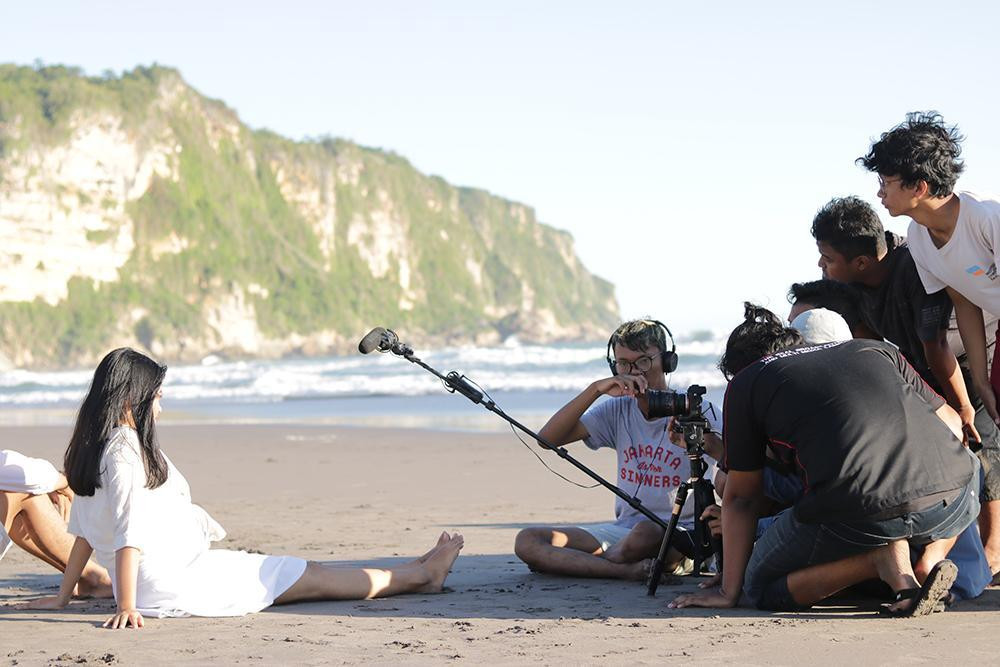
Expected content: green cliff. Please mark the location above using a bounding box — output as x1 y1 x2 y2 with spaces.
0 64 618 369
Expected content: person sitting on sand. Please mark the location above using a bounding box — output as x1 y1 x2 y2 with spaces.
22 348 463 629
1 449 112 598
514 319 722 581
671 304 980 616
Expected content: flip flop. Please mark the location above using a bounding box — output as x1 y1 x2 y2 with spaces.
879 559 958 618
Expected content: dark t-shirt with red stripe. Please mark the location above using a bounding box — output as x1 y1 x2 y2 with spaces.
723 339 974 523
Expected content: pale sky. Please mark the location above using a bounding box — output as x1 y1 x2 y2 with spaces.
4 1 1000 334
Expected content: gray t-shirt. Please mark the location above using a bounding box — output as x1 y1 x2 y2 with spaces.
580 396 721 528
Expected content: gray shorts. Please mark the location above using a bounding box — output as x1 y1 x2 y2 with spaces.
974 405 1000 502
0 525 11 562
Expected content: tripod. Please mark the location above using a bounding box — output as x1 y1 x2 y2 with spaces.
645 415 723 596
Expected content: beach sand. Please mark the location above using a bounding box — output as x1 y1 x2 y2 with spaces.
3 422 1000 665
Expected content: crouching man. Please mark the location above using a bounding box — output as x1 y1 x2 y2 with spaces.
672 304 979 616
514 319 722 581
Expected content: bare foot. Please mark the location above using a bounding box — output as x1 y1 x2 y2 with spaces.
984 546 1000 580
415 533 464 593
75 573 114 599
868 542 920 614
626 559 651 581
410 532 451 565
630 558 680 584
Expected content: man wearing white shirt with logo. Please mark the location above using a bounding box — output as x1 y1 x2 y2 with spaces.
860 111 1000 578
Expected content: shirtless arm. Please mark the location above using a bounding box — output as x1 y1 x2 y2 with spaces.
923 333 980 443
18 536 93 609
947 287 999 424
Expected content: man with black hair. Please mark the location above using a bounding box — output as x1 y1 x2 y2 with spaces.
809 195 996 593
514 319 722 580
671 304 979 615
786 279 879 339
860 112 1000 575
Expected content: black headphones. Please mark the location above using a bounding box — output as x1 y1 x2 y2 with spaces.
606 319 678 376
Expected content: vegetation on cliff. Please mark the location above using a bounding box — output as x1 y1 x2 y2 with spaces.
0 64 618 367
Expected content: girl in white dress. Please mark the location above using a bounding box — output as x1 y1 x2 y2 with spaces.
25 348 463 629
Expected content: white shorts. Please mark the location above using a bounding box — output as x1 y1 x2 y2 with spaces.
577 522 633 552
578 520 697 562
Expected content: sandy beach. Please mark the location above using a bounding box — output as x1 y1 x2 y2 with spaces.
3 422 1000 665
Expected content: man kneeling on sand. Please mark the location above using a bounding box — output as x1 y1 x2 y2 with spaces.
671 304 979 616
514 319 722 581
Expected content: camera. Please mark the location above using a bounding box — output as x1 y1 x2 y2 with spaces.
646 384 706 420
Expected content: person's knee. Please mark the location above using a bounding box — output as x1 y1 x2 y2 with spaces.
514 528 547 564
0 491 30 527
754 576 807 611
616 522 664 560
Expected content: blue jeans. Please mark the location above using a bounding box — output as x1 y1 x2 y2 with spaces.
743 472 981 611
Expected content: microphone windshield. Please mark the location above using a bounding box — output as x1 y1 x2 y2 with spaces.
358 327 388 354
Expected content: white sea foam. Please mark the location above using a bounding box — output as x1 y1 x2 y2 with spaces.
0 338 729 407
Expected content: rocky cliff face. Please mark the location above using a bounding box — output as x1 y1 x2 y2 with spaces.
0 65 618 369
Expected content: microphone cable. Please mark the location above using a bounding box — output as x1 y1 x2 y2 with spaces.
452 376 599 490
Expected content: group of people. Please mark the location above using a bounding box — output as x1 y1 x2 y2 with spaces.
2 111 998 626
513 111 1000 617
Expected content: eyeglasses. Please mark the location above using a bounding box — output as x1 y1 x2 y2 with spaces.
613 352 662 374
877 176 902 192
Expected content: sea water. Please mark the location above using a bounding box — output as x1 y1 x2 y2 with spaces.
0 336 729 431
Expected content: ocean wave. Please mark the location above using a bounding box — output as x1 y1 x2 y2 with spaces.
0 340 728 407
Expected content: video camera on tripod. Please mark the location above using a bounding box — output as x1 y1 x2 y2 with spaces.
641 384 723 596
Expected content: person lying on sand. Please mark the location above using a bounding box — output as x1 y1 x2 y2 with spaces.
20 348 463 629
514 319 722 581
1 449 112 598
671 304 979 617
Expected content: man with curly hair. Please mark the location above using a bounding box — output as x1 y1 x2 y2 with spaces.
859 112 1000 577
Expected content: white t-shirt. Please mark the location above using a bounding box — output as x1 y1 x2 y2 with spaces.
908 191 1000 316
580 395 722 528
0 449 63 494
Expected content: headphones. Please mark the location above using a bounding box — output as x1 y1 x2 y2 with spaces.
606 319 678 376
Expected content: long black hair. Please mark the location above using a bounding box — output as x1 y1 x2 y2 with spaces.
719 303 804 380
65 348 168 496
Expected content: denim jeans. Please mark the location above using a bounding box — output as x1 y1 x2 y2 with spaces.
743 469 981 611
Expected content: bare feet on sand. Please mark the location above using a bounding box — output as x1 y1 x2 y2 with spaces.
414 533 464 593
413 531 451 564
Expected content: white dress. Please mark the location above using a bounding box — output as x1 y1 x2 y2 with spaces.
68 427 306 617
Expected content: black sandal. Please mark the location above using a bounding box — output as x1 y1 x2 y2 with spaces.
879 560 958 618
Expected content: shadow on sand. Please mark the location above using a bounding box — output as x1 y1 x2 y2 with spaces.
5 554 997 623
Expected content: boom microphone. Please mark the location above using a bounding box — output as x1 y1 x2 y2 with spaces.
358 327 412 356
358 327 396 354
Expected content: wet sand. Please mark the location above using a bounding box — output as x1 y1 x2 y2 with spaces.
2 423 1000 665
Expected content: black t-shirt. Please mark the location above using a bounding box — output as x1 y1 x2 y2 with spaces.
723 339 974 524
855 232 953 390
